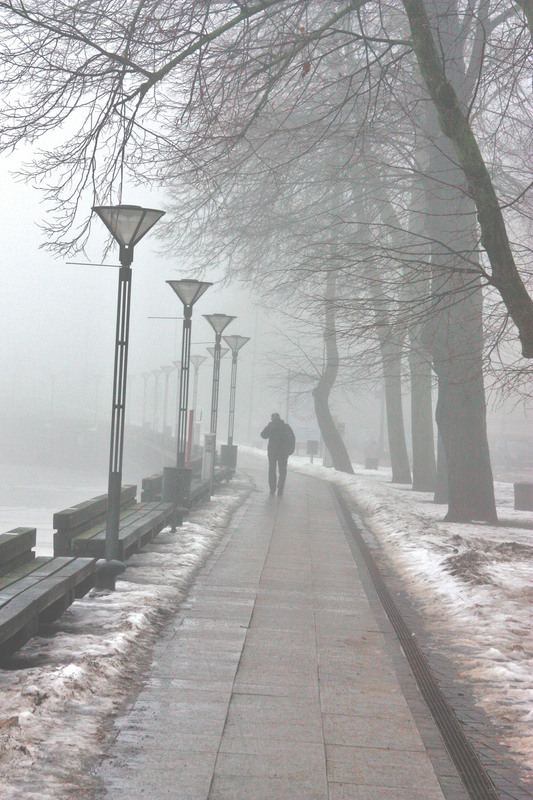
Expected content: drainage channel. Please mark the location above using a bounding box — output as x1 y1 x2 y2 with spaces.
332 483 500 800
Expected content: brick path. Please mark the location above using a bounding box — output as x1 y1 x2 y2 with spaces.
94 456 468 799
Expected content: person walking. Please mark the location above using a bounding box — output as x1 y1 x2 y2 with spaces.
260 412 295 496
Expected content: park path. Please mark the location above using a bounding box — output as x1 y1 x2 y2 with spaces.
94 455 466 800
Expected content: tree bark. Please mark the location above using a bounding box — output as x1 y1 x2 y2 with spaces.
402 0 533 358
516 0 533 39
378 333 412 484
434 432 449 504
409 342 436 491
313 272 354 474
415 2 498 522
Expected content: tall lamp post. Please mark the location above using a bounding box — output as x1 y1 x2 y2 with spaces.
207 346 229 360
190 354 207 420
163 280 212 508
221 335 250 469
160 364 174 464
161 365 174 435
92 203 164 589
172 360 181 438
141 372 150 428
203 314 235 482
152 369 162 432
190 354 207 459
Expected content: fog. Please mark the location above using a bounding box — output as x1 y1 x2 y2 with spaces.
0 157 318 493
0 153 531 518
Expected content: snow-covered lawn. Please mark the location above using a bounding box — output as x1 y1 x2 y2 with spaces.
0 478 253 800
271 449 532 779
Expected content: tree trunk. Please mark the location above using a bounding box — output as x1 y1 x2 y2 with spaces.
379 336 412 484
415 5 497 522
435 366 496 522
409 342 436 491
313 389 353 473
434 432 449 504
516 0 533 39
402 0 533 357
313 272 354 474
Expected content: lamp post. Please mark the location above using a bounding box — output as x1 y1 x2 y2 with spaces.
92 203 164 589
152 369 162 432
220 335 250 469
163 280 212 508
172 360 181 438
203 315 235 482
160 365 174 464
190 354 207 420
207 345 229 360
189 354 207 459
141 372 150 428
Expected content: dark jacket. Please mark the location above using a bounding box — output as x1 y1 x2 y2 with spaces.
261 418 293 457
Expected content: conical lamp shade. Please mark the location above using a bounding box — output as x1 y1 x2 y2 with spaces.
93 204 165 248
203 313 236 335
167 279 213 307
223 335 250 353
207 346 229 359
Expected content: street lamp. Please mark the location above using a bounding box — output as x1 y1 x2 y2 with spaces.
152 369 162 432
172 360 181 438
163 280 212 508
204 314 235 481
207 345 229 360
92 203 164 589
141 372 151 428
221 335 250 469
160 365 174 463
190 355 207 420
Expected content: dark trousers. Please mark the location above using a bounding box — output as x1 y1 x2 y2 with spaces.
268 453 288 493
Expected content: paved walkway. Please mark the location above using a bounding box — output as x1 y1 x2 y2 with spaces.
95 456 466 800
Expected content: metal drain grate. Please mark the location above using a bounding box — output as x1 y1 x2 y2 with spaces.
332 484 500 800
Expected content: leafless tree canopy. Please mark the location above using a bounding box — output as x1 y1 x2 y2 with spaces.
0 0 532 357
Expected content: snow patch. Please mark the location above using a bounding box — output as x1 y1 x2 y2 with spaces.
241 447 533 778
0 477 252 799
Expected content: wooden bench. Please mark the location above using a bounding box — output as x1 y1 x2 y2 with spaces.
140 458 233 512
0 528 95 659
214 465 234 484
187 465 233 506
141 473 163 502
70 501 175 559
53 486 176 560
53 485 138 556
189 478 211 506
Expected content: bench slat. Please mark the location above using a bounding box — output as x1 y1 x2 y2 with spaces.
71 503 174 558
0 557 78 608
0 528 37 573
0 559 95 646
0 557 53 592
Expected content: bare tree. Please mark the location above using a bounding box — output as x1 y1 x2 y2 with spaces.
0 0 531 363
312 271 354 474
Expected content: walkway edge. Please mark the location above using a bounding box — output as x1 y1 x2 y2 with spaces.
331 483 500 800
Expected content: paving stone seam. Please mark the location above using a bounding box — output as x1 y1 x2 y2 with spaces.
206 493 279 798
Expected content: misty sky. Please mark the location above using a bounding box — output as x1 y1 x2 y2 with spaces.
0 154 324 447
0 151 529 462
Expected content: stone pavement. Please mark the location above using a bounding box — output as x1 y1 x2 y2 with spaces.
94 456 467 800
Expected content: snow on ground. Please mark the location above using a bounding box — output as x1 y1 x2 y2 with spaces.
251 447 532 778
0 477 253 800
